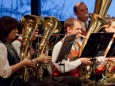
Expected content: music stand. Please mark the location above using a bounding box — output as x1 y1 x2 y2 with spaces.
106 38 115 57
55 34 76 63
80 33 114 57
80 32 114 86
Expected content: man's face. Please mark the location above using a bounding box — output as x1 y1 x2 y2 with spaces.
75 3 88 22
68 21 82 38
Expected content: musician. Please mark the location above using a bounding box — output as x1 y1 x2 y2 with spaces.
0 16 35 86
96 19 115 71
51 18 94 86
98 19 115 62
74 2 90 36
12 23 51 65
52 18 91 76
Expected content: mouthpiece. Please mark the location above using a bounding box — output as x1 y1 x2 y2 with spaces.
16 34 19 36
35 34 42 37
85 14 89 17
78 34 87 39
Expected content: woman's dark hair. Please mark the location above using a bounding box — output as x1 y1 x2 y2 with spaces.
0 16 18 42
17 23 23 34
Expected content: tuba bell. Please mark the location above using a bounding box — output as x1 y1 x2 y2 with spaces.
36 16 61 80
20 15 41 82
79 0 112 79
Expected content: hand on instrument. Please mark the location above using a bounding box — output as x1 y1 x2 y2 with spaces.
106 57 115 62
28 47 34 57
79 58 92 65
21 58 35 68
34 54 51 64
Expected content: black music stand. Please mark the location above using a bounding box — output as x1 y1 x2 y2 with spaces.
81 33 114 57
80 32 114 86
55 34 76 63
106 38 115 57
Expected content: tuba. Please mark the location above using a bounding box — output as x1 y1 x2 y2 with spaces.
79 0 112 79
36 16 61 80
20 15 41 82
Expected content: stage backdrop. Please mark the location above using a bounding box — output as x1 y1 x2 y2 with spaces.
0 0 115 21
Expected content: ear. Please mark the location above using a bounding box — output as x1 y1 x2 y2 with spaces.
67 27 71 33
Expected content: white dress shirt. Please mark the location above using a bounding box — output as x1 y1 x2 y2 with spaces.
0 43 12 78
52 40 81 73
52 35 105 73
12 36 22 57
80 21 89 31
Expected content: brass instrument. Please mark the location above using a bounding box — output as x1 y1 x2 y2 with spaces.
37 16 61 80
104 60 115 78
79 0 112 79
20 15 41 82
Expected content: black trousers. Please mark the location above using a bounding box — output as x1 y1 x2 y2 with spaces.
18 76 106 86
42 76 105 86
42 76 82 86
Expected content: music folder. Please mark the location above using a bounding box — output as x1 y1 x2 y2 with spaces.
55 34 76 63
106 38 115 57
80 33 114 58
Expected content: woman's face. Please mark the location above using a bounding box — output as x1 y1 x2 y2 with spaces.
7 28 18 42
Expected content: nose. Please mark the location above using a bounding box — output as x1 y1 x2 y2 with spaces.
16 29 18 33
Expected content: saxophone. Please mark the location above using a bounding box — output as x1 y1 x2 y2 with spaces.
36 16 61 80
79 0 112 79
20 15 41 82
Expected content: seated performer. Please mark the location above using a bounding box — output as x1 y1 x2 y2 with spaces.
52 18 109 86
98 19 115 65
51 18 93 86
0 16 35 86
96 18 115 77
52 18 91 77
12 22 51 64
